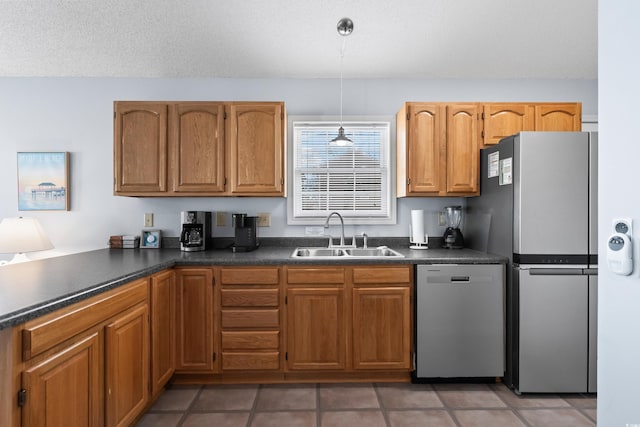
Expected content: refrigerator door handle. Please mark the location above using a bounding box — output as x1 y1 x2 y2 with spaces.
528 268 586 276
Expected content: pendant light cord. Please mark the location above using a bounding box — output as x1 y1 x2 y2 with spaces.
339 37 346 126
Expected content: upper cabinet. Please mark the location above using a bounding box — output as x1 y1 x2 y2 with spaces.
114 102 168 194
227 103 285 195
533 103 582 132
398 101 582 197
482 102 581 146
114 101 285 197
397 102 480 197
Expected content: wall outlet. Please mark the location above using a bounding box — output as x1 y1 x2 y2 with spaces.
144 213 153 227
216 211 227 227
257 212 271 227
438 212 446 226
305 226 325 236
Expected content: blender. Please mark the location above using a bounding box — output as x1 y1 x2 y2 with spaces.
442 206 464 249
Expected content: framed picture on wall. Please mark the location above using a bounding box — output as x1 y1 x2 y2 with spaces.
17 152 70 211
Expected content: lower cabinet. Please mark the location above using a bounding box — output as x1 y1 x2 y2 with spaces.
105 304 149 427
150 270 175 398
174 267 217 373
17 278 150 427
286 287 347 371
21 332 102 427
220 266 281 371
285 265 413 373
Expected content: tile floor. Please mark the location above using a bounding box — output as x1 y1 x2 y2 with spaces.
136 382 597 427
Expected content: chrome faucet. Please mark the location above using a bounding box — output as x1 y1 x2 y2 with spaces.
324 211 346 247
361 232 368 248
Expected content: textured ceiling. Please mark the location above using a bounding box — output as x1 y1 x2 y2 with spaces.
0 0 597 79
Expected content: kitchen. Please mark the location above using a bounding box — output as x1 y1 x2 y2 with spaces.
0 1 638 426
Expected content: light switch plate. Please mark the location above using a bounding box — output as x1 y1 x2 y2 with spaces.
257 212 271 227
144 213 153 227
216 211 227 227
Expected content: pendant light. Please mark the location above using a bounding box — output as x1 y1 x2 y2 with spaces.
330 17 354 146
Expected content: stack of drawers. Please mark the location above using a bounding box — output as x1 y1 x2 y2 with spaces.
220 267 281 371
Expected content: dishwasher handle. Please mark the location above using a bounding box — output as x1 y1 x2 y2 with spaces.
450 276 470 282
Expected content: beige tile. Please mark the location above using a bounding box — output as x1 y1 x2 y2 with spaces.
319 384 380 409
518 408 596 427
192 384 258 411
564 394 598 409
454 409 527 427
135 412 183 427
256 384 317 410
250 411 317 427
149 386 201 411
320 410 386 427
182 412 250 427
434 383 507 408
387 409 457 427
489 383 571 408
377 383 443 409
583 408 597 422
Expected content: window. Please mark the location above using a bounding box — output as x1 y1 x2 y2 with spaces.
287 118 395 225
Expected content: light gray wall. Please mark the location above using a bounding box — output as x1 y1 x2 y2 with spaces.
598 1 640 424
0 77 596 258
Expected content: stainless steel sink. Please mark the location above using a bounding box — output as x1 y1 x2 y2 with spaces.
290 246 404 259
292 248 346 258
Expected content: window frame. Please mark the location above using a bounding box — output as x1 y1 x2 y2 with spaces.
287 115 397 225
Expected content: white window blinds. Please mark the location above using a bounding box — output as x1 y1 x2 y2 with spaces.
292 121 391 220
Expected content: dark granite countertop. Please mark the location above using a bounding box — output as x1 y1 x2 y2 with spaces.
0 243 505 330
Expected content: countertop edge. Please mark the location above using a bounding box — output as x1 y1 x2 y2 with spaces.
0 247 506 330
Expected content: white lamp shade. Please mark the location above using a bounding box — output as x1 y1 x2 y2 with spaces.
0 217 54 254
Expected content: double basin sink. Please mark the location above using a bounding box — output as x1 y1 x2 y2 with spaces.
290 246 404 259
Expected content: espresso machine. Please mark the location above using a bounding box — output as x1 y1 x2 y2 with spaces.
232 213 259 252
442 205 464 249
180 211 209 252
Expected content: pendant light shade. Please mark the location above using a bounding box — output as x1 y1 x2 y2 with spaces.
331 17 354 145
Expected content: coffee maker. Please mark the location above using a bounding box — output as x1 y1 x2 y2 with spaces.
442 206 464 249
232 213 259 252
180 211 209 252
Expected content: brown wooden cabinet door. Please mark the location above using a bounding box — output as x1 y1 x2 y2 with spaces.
406 103 446 194
482 104 535 146
352 287 411 370
286 288 346 370
227 103 284 195
171 103 226 193
105 305 149 427
21 332 102 427
446 104 480 195
114 102 168 194
175 268 216 372
534 103 582 131
150 270 175 398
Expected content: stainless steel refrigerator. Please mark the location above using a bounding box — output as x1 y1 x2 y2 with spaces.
466 131 597 394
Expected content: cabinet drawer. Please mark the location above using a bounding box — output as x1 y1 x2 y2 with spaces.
222 331 280 350
22 278 148 360
221 309 280 328
221 267 279 285
287 267 345 285
352 266 411 285
222 352 280 371
221 289 279 307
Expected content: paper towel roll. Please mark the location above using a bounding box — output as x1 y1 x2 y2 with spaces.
410 209 426 243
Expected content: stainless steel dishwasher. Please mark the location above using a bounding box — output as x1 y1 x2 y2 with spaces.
414 264 505 379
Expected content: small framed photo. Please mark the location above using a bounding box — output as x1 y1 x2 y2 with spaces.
141 230 161 249
17 152 70 211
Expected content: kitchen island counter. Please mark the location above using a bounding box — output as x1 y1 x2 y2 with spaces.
0 246 505 329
